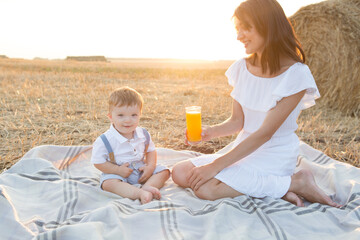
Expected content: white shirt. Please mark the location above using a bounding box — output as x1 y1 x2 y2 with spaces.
91 125 156 165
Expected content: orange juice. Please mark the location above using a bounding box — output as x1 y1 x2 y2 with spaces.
185 106 202 143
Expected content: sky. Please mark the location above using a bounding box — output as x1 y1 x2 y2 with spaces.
0 0 324 60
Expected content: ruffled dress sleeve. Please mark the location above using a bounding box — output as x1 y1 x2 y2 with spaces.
225 59 243 88
270 64 320 110
225 59 320 112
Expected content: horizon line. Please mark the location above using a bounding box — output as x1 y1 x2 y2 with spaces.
1 55 238 62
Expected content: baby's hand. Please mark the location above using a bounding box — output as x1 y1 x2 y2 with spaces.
138 165 156 184
117 163 133 178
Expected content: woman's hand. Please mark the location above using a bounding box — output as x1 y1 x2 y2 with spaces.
187 163 219 191
185 125 213 145
200 125 213 141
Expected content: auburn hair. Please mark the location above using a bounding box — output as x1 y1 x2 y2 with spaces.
234 0 305 74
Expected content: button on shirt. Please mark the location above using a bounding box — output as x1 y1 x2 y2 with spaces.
91 125 156 166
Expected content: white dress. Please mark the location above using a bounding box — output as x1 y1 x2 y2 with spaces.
191 58 320 199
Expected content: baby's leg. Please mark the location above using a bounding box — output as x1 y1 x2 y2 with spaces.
142 170 170 200
102 179 153 204
288 169 342 208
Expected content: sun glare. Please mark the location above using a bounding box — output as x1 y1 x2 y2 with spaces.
0 0 323 60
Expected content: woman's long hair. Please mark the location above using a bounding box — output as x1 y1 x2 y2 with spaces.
234 0 305 75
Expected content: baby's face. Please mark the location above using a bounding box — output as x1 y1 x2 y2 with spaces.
109 104 141 139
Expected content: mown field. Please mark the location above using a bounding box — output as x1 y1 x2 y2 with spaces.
0 58 359 171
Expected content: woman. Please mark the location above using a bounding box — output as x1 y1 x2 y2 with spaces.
172 0 340 207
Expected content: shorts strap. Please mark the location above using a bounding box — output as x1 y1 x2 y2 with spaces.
100 134 115 163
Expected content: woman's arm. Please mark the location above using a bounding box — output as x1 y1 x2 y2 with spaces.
188 90 306 190
202 99 245 141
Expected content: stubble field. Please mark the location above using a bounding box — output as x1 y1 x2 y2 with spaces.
0 58 359 171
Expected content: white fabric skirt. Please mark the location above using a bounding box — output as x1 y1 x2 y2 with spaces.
190 131 299 198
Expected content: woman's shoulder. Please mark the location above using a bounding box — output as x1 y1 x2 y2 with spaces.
282 58 311 73
284 62 314 82
229 58 247 69
225 58 248 86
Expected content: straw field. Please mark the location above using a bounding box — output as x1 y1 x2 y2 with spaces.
0 58 359 172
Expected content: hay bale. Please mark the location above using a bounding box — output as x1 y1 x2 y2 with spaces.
33 57 48 60
290 0 360 115
66 56 107 62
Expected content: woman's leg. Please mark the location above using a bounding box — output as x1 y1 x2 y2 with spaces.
282 191 304 207
192 169 341 204
172 160 242 200
288 169 341 208
172 160 195 188
194 178 243 200
173 160 342 206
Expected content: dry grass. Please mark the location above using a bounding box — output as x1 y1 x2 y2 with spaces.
0 58 359 171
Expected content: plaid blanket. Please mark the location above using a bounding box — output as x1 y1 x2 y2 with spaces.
1 142 359 240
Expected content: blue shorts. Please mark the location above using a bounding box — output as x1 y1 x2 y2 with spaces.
99 160 169 188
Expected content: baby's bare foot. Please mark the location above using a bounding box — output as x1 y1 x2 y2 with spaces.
142 185 161 200
139 190 153 204
282 191 304 207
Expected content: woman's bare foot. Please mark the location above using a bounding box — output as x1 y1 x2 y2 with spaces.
139 189 153 204
289 169 342 208
142 185 161 200
282 191 304 207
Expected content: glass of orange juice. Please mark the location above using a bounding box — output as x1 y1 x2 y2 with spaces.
185 106 202 144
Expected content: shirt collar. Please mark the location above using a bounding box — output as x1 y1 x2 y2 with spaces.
134 127 145 139
109 124 144 143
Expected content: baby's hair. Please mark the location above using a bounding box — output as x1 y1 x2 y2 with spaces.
108 86 143 112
